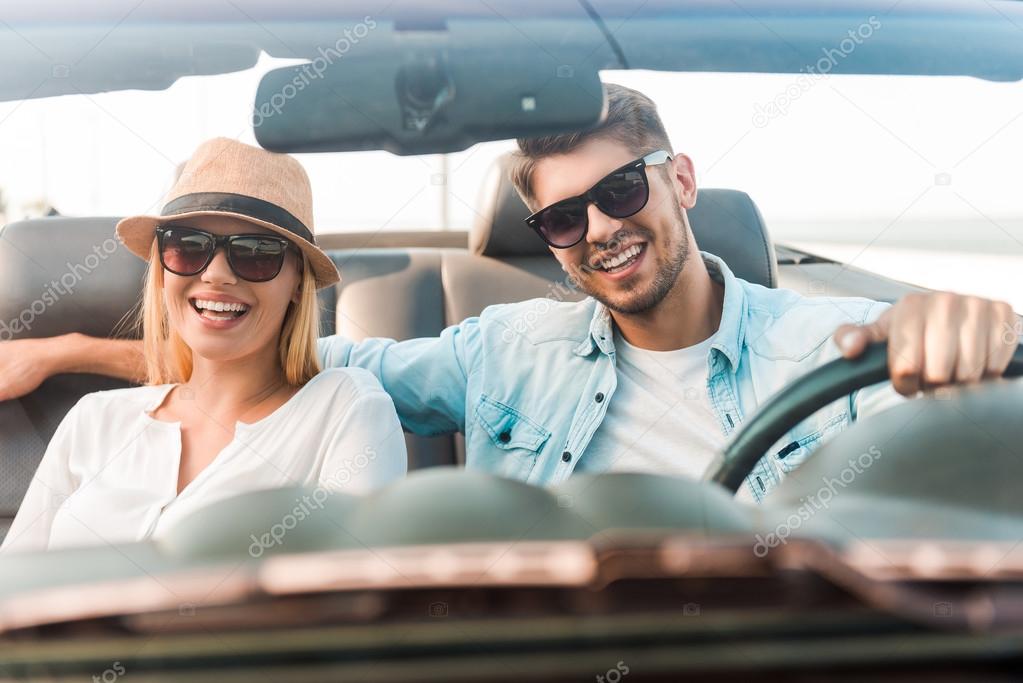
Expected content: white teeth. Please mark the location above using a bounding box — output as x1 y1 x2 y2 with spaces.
599 244 642 271
192 298 250 313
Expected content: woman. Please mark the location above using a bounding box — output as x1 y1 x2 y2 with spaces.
2 138 407 553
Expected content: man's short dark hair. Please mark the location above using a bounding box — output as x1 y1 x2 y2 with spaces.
509 83 673 210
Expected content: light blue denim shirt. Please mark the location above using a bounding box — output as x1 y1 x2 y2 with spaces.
319 252 899 501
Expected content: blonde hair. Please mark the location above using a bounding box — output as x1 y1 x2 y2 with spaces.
138 241 321 386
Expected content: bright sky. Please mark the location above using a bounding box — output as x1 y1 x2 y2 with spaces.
0 55 1021 302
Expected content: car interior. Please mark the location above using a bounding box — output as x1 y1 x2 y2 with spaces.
0 151 923 541
4 2 1023 676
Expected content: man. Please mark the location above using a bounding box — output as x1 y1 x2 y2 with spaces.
1 84 1018 501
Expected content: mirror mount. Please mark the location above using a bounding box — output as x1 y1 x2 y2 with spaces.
395 51 456 134
253 42 606 156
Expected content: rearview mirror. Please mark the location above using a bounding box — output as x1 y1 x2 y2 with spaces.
252 48 606 156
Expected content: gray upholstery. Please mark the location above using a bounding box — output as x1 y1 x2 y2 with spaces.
441 251 583 324
469 154 545 259
0 158 780 532
0 217 145 339
688 189 778 288
0 218 146 523
469 153 778 288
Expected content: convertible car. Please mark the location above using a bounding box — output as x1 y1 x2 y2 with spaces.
1 1 1022 680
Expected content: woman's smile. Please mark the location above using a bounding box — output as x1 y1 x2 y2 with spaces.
188 291 253 327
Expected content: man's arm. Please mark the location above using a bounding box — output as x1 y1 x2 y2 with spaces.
0 334 145 402
1 318 481 440
319 317 481 437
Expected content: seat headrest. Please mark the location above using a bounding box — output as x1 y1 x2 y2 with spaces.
469 153 546 259
469 154 778 288
0 217 146 340
687 187 778 288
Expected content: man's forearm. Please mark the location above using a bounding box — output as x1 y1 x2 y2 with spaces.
51 333 146 383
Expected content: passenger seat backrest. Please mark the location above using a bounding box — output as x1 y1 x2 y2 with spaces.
0 217 146 530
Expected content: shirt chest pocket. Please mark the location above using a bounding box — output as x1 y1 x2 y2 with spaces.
473 395 552 480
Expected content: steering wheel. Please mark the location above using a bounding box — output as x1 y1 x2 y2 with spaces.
709 341 1023 493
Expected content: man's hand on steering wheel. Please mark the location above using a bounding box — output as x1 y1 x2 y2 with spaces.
832 292 1020 396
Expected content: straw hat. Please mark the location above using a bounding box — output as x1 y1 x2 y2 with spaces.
116 137 340 288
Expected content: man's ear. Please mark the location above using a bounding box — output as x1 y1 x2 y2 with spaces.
671 153 698 210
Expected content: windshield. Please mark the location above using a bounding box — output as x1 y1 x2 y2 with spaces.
1 58 1019 303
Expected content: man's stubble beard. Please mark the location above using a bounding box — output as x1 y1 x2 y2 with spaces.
581 203 691 315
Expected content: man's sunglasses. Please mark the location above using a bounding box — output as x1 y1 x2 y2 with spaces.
156 226 294 283
525 150 673 249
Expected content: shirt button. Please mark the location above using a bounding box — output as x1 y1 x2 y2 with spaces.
498 430 511 443
561 451 572 463
594 392 605 403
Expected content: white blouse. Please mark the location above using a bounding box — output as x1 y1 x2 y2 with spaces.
1 368 407 553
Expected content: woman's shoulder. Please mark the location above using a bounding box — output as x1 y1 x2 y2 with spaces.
298 367 391 406
71 384 174 417
288 369 396 428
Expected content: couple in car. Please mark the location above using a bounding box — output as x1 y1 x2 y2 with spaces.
2 84 1018 552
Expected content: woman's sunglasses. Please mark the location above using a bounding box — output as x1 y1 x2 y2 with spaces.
156 226 294 282
524 150 672 249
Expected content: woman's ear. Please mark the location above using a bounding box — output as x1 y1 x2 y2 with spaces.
292 255 308 304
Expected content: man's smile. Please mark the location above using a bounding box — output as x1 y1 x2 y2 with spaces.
583 242 650 283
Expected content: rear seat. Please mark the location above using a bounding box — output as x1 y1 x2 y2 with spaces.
0 153 777 534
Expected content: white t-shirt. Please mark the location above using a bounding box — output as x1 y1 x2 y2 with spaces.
1 368 407 554
579 331 726 481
